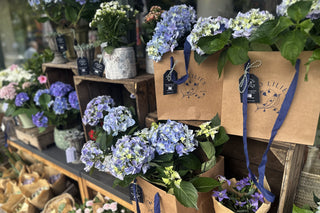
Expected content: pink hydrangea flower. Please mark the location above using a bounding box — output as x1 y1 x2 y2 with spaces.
109 202 118 212
103 203 110 210
84 208 91 213
38 75 47 84
97 208 104 213
10 64 18 71
0 83 17 100
86 200 94 207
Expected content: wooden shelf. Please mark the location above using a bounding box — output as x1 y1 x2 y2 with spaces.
42 61 78 87
7 139 134 211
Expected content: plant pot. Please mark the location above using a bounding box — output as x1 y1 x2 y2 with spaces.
46 35 68 64
54 126 81 150
101 45 137 80
17 113 35 129
146 52 154 74
56 26 89 61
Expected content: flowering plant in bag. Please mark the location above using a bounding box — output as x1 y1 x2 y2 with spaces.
293 193 320 213
213 175 268 212
106 114 229 209
146 4 197 62
80 95 138 172
89 1 138 54
32 81 80 132
196 0 320 80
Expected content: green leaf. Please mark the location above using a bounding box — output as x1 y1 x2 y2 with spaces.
217 49 228 78
313 192 320 204
201 157 216 173
153 153 174 163
96 132 107 151
37 17 49 23
279 30 306 65
39 94 51 109
213 126 229 147
5 105 16 116
174 181 198 209
292 204 313 213
310 35 320 46
210 113 221 127
249 19 278 44
178 153 201 171
197 30 231 55
58 203 66 213
273 16 295 36
305 49 320 81
113 174 139 187
64 6 78 23
287 1 312 22
127 125 138 135
227 38 249 65
199 142 216 159
191 177 221 192
194 52 209 65
104 46 115 54
39 127 46 133
299 19 314 34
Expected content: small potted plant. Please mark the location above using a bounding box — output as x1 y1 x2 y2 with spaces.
89 1 138 79
212 175 271 212
32 81 81 150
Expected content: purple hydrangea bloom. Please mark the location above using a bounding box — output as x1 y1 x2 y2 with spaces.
102 106 136 136
68 91 79 110
149 120 197 156
80 140 104 172
50 81 73 97
53 97 70 115
34 89 50 106
212 189 229 202
146 4 197 62
108 135 155 180
32 111 48 128
15 92 29 107
82 95 115 126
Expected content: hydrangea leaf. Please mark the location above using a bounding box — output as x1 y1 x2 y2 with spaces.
299 19 314 34
217 49 228 78
210 113 221 127
213 126 229 147
310 35 320 46
198 30 231 55
178 153 201 171
194 52 209 65
249 19 278 44
201 157 216 173
227 38 249 65
287 1 312 22
191 177 221 192
304 49 320 81
199 141 215 160
292 204 313 213
152 153 174 163
96 131 107 151
174 181 198 209
64 6 78 23
39 93 51 109
279 30 306 65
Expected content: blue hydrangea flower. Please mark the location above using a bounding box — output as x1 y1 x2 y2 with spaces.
108 135 155 180
146 4 197 62
32 111 48 128
53 97 70 115
80 140 105 172
149 120 198 156
230 8 274 39
82 95 115 126
15 92 29 107
102 106 136 136
187 16 230 55
34 89 50 106
50 81 73 97
68 91 79 110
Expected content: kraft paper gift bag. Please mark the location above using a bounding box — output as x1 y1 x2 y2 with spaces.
43 193 75 213
221 51 320 145
43 166 66 195
153 50 223 121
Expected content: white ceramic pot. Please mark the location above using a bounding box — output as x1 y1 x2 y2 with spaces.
145 52 154 74
102 46 137 80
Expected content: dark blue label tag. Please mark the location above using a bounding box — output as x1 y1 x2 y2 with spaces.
129 183 143 203
240 74 260 103
163 70 178 95
92 61 105 77
56 35 67 52
77 57 90 76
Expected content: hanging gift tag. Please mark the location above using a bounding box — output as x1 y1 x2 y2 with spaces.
239 74 260 103
163 70 177 95
56 35 67 52
92 61 105 77
66 147 76 163
77 57 90 76
129 183 143 203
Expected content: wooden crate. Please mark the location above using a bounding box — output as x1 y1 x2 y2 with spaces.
15 126 54 150
42 61 78 88
73 74 156 141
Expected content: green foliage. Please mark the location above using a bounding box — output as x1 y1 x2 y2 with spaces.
23 49 54 78
174 181 198 209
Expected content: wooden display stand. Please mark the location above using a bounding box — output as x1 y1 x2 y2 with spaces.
74 74 156 141
15 126 54 150
42 62 78 87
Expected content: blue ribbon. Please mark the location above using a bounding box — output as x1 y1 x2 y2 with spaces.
242 59 300 203
171 40 191 85
154 192 160 213
133 179 141 213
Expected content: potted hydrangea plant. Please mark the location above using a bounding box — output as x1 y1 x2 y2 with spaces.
32 81 81 150
89 1 138 79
